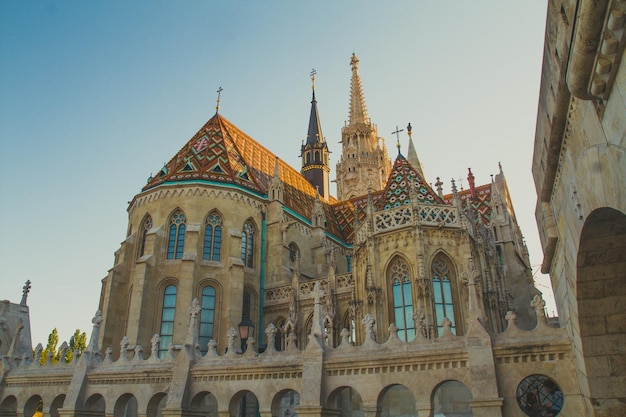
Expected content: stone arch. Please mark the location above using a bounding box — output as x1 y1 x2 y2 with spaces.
0 396 18 417
84 393 105 417
49 395 65 417
302 312 314 348
273 316 286 351
340 309 356 345
327 386 364 417
23 395 42 417
189 392 218 417
229 390 259 417
146 393 167 417
576 207 626 415
431 380 472 416
270 389 300 417
378 384 416 417
114 393 138 417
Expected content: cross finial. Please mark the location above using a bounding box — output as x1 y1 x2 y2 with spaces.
215 86 223 113
391 125 404 155
310 68 317 90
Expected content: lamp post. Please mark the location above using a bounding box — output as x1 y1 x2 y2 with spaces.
238 317 255 353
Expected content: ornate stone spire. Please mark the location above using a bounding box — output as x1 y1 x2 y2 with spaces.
349 53 369 125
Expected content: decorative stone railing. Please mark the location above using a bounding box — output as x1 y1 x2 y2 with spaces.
265 274 354 304
354 204 461 244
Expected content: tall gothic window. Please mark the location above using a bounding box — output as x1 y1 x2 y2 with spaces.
240 220 255 268
203 211 223 261
198 285 216 354
167 210 186 259
432 256 456 335
138 215 152 258
159 285 177 357
389 257 415 342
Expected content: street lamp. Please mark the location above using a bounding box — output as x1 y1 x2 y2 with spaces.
238 317 255 352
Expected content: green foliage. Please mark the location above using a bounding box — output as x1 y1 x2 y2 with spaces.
35 328 87 365
39 328 59 365
66 329 87 363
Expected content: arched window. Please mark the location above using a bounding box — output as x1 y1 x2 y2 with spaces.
159 285 177 357
198 286 216 354
138 215 152 258
240 220 255 268
167 210 186 259
432 256 456 335
389 257 415 341
203 211 223 261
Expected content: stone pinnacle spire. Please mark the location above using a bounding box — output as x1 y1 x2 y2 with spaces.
349 53 369 125
406 123 426 179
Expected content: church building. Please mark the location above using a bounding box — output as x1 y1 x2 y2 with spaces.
0 53 582 417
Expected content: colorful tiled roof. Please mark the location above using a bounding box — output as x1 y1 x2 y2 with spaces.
143 113 357 242
443 183 493 226
377 156 446 210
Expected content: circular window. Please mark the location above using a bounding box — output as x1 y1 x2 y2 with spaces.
516 374 563 417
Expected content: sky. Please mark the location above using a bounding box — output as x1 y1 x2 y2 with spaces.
0 1 554 347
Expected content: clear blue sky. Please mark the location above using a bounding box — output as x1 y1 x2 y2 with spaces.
0 1 553 347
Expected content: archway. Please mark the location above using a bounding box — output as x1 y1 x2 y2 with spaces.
229 391 259 417
24 395 42 417
0 396 18 417
84 394 105 417
327 387 364 417
577 207 626 416
190 392 218 417
114 394 138 417
49 395 65 417
271 389 300 417
378 384 417 417
432 380 472 416
147 393 167 417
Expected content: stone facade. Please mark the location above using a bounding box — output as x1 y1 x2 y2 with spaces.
531 1 626 416
0 40 588 417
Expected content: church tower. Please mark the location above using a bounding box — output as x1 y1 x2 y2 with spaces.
335 53 391 200
300 70 330 200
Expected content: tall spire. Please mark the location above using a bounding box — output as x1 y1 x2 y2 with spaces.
406 123 426 179
306 68 324 147
349 53 369 125
301 69 330 200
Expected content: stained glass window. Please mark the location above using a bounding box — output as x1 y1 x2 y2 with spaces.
199 286 216 354
159 285 176 357
432 257 456 335
203 211 223 261
240 220 255 268
390 257 415 341
167 210 186 259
